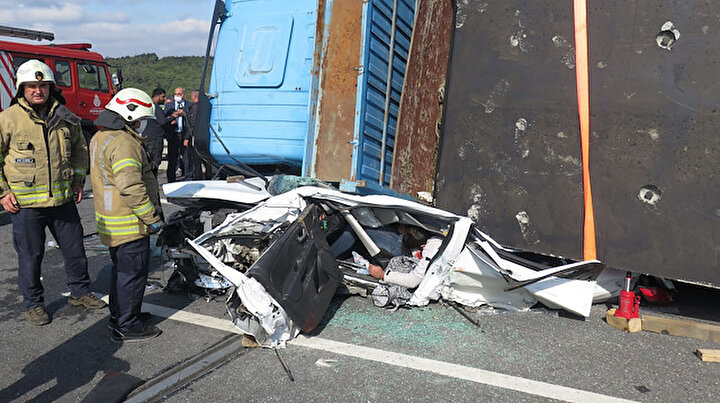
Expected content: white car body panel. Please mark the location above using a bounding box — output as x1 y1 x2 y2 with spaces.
175 185 622 345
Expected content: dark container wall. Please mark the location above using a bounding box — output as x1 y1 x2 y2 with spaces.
436 1 720 286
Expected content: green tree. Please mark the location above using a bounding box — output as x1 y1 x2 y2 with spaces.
106 54 212 98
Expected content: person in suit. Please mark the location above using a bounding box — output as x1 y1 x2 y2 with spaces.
164 87 188 182
182 89 201 180
143 88 168 177
186 89 212 179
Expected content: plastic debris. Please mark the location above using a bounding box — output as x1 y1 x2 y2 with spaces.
315 358 338 368
194 273 233 290
351 251 370 275
417 191 433 203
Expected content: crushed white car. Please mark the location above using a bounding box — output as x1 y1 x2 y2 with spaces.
160 178 624 347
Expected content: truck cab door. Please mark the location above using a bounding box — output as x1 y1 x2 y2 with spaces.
76 60 112 123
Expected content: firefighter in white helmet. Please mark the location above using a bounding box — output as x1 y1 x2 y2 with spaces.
90 87 163 342
0 59 106 326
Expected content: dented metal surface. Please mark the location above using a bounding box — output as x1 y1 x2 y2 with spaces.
308 0 363 180
390 0 453 197
437 1 720 286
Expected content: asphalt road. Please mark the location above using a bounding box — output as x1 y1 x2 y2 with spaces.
0 176 719 402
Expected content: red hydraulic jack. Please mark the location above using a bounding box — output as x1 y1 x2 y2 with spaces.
614 271 641 319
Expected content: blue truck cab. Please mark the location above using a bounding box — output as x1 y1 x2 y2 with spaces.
196 0 417 194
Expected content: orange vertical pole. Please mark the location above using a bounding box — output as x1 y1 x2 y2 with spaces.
573 0 597 260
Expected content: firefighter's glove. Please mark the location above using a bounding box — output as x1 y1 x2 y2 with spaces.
147 222 164 234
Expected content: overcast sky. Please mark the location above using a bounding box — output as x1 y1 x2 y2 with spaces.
0 0 216 57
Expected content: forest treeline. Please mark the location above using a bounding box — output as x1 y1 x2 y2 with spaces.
106 53 212 97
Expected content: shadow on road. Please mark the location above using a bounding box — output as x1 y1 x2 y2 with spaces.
0 317 129 402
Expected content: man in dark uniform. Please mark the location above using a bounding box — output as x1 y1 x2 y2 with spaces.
90 88 163 342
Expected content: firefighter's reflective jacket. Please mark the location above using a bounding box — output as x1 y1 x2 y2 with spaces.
90 110 160 247
0 98 88 207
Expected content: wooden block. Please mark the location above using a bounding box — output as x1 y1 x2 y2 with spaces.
627 317 642 333
241 335 260 348
642 314 720 343
605 309 643 333
696 349 720 362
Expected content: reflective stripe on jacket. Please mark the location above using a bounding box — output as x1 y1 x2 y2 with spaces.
0 98 88 207
90 123 160 247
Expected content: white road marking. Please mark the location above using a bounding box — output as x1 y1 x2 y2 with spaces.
95 293 240 334
92 294 635 402
142 302 240 334
291 336 636 403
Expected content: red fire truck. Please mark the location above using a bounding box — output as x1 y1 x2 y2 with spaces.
0 26 119 138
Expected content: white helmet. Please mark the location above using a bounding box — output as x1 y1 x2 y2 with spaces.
15 59 55 89
105 88 155 123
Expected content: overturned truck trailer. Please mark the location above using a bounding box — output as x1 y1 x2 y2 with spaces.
192 0 718 293
164 0 715 346
434 1 720 287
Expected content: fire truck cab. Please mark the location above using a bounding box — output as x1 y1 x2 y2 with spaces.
0 27 117 139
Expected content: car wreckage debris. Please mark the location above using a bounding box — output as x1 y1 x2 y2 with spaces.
275 349 295 382
158 181 629 347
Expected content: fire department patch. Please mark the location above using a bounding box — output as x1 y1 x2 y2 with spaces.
35 71 44 81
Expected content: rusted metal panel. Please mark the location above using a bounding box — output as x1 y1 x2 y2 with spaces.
436 1 720 286
312 0 363 181
390 0 453 197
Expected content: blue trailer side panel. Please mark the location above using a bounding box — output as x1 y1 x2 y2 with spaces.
353 0 416 188
208 0 318 166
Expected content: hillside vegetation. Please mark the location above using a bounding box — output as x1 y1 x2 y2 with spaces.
106 54 212 97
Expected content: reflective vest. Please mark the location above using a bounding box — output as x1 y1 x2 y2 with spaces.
0 98 87 207
90 125 160 247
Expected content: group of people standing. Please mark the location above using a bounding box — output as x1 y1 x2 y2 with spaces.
144 86 202 183
0 60 197 343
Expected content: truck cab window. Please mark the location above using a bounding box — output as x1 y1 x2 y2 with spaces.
11 56 34 71
78 61 100 91
54 60 72 87
98 65 109 92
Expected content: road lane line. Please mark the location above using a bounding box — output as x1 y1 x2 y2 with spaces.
142 302 241 334
94 294 636 402
95 293 242 334
291 336 635 403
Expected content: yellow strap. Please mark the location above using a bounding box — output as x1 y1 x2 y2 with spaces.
131 200 153 216
97 226 141 236
10 184 49 193
95 211 139 225
15 193 49 202
112 158 141 174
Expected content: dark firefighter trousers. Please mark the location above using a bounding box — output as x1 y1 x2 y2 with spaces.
11 202 91 310
109 237 150 332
